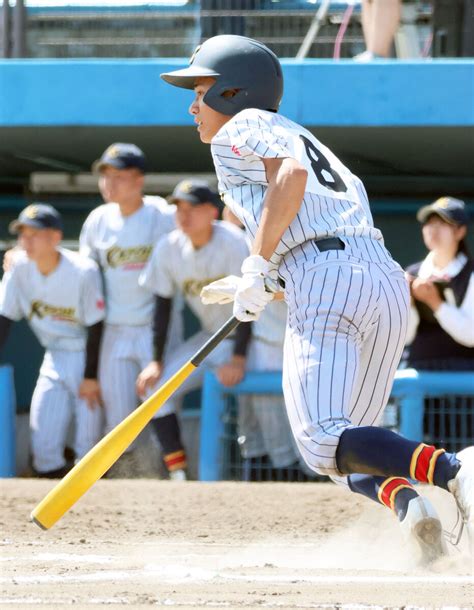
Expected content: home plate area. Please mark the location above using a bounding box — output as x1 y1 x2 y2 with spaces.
1 480 472 609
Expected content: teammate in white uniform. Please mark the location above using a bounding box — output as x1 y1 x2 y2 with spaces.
79 143 184 477
137 179 252 477
161 35 474 561
0 204 105 477
221 208 302 481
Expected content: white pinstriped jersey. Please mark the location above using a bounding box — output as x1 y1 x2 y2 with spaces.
140 222 249 334
79 196 176 326
253 299 287 345
211 108 384 277
0 248 104 351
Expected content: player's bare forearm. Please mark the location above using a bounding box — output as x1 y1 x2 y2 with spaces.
251 157 307 261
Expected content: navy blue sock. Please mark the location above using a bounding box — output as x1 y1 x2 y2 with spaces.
433 452 461 491
348 473 418 521
393 487 419 521
337 427 460 490
336 427 420 478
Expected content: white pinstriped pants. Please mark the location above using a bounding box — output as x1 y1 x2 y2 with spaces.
238 336 299 467
99 324 154 435
279 237 410 478
30 350 103 473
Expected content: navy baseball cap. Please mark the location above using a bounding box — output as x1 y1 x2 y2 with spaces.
9 203 63 235
169 179 223 211
417 197 469 226
92 143 146 173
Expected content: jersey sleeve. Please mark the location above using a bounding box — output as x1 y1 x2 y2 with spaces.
0 270 23 321
78 262 106 326
139 235 176 299
79 212 100 263
434 272 474 346
145 196 177 237
226 111 291 162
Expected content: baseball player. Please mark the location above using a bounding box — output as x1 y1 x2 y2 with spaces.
136 179 252 479
79 143 184 478
161 35 473 561
0 204 105 477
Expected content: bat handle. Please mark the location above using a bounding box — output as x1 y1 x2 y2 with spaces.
192 276 280 367
191 316 241 367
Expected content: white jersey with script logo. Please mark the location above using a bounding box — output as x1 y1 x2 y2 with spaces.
140 221 249 334
0 248 104 350
79 196 176 325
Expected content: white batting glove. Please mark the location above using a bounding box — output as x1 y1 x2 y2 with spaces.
233 255 274 322
200 275 242 305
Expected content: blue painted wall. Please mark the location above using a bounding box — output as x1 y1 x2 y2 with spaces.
1 60 472 127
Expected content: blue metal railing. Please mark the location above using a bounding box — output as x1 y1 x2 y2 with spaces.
0 365 16 477
199 368 474 481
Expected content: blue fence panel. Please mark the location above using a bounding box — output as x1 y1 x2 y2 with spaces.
392 368 474 442
199 371 282 481
199 368 474 481
0 365 17 477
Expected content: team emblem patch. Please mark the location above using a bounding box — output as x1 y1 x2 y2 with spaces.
105 145 120 158
180 181 193 193
24 205 38 219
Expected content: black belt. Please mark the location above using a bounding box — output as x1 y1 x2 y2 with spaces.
314 237 345 252
278 238 345 289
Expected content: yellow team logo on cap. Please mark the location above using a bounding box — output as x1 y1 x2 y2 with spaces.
179 181 193 193
435 197 450 209
105 145 120 158
24 205 38 219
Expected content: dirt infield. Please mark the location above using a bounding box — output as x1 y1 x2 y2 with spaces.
1 479 472 609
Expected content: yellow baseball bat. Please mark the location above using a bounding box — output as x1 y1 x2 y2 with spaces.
31 315 241 530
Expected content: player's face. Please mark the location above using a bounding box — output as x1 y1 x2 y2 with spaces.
422 215 466 252
175 200 217 238
98 166 145 203
18 226 61 260
189 78 231 143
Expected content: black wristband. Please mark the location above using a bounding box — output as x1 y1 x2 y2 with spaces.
153 296 172 363
0 315 13 352
84 320 104 379
233 321 252 357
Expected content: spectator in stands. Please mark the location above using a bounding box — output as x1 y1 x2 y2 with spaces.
354 0 402 60
405 197 474 371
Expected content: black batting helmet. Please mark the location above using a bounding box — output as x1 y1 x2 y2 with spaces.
160 35 283 116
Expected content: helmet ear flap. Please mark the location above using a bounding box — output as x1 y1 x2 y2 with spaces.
203 82 248 115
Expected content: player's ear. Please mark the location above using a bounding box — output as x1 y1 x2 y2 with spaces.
51 229 63 246
456 225 467 241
